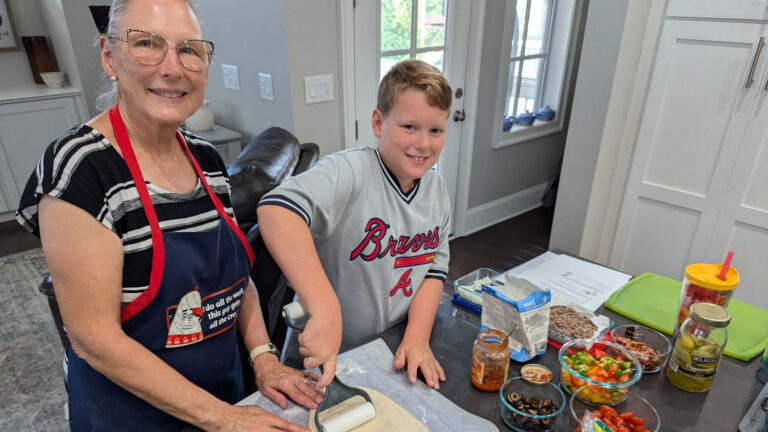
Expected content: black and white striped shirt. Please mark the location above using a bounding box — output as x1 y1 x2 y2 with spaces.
16 124 235 305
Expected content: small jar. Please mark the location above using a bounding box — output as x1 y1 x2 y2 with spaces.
666 302 731 392
471 328 510 391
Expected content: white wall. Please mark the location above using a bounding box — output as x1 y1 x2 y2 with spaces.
283 1 345 157
0 0 48 90
467 1 573 208
549 0 629 255
58 0 110 118
196 1 294 146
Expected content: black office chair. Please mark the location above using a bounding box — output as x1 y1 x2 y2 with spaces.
227 127 319 393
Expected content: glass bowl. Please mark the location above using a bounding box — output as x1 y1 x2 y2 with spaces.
610 324 672 374
569 386 660 431
453 268 502 306
499 376 565 432
558 340 642 404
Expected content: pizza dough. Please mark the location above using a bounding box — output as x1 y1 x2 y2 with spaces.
309 387 428 432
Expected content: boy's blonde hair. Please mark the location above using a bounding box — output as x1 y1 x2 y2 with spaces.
377 59 452 117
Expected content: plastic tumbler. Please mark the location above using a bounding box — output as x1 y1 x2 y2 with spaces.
675 263 739 336
758 345 768 384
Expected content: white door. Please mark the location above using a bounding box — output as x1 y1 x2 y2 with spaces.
352 0 473 228
705 62 768 309
610 20 768 278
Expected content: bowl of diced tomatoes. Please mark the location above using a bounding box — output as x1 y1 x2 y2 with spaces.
570 387 660 432
558 340 641 404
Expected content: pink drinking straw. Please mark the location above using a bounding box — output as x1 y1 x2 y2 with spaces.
718 251 734 281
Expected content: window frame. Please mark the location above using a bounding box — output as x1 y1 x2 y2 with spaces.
492 0 580 149
378 0 449 79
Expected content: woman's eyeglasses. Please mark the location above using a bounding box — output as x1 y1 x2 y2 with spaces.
108 29 214 72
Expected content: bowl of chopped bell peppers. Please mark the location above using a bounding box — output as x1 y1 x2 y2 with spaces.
558 340 642 404
569 387 660 432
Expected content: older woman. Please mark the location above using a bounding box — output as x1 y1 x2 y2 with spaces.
15 0 321 430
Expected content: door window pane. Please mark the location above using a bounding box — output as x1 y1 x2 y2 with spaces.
416 50 445 72
416 0 446 48
380 54 410 80
381 0 413 51
525 0 552 56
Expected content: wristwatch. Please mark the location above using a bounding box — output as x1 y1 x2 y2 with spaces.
248 342 280 364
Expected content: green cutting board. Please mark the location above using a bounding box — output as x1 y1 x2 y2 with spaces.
605 272 768 361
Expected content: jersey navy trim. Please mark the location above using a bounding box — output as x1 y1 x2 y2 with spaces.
424 274 447 282
257 194 312 226
374 149 420 204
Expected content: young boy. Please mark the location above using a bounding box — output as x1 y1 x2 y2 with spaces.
257 60 452 390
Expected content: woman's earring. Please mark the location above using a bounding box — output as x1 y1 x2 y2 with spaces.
110 75 118 82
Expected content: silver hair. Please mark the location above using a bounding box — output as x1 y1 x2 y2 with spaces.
94 0 204 111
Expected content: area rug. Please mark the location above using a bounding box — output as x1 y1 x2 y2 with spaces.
0 248 68 431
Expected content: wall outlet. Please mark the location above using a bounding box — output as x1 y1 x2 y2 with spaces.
304 74 334 104
259 73 274 101
222 64 240 91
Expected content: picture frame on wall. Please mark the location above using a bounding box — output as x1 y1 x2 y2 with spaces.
0 0 20 51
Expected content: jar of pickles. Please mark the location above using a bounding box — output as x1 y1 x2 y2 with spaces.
471 328 510 391
666 302 731 392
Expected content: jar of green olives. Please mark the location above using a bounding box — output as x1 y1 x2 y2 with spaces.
666 302 731 392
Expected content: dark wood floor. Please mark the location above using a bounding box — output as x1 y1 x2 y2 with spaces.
0 220 41 257
447 206 554 285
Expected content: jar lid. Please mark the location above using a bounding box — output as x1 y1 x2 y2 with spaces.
685 263 739 291
690 302 731 327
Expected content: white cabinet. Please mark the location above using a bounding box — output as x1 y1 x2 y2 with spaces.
667 0 768 20
0 88 86 219
611 19 768 308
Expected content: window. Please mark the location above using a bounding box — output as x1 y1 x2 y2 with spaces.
506 0 554 118
493 0 579 148
379 0 447 79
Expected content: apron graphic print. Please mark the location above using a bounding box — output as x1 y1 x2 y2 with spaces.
166 289 204 348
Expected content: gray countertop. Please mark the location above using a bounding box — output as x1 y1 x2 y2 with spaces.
366 297 763 431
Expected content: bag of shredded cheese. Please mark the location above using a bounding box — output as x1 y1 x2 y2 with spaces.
480 276 551 362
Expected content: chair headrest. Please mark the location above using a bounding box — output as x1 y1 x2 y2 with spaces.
228 127 301 225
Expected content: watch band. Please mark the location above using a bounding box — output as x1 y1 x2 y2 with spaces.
248 342 280 364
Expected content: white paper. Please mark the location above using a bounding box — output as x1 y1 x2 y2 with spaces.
511 253 632 312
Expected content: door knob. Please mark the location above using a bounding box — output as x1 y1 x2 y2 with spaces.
453 109 465 122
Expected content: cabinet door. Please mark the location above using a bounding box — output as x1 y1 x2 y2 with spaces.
0 97 82 206
667 0 768 20
705 67 768 309
610 21 767 278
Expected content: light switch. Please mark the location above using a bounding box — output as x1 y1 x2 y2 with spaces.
304 74 334 104
222 64 240 91
259 73 274 101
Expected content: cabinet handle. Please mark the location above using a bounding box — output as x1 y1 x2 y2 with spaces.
746 36 765 89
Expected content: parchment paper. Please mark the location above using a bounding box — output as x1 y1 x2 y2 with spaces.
238 338 498 431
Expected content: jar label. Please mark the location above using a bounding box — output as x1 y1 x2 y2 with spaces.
471 357 485 384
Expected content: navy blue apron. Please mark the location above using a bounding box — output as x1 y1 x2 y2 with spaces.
66 105 255 431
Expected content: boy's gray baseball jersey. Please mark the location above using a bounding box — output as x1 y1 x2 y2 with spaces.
259 146 451 359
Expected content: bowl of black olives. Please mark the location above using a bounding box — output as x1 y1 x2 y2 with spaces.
499 376 565 431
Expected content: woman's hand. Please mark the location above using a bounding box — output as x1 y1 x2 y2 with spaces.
214 404 310 432
393 339 446 391
297 309 342 387
252 353 324 410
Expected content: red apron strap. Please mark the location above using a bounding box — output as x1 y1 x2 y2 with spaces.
177 132 254 265
109 105 166 323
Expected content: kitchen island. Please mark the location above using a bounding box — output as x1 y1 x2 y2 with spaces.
368 296 763 431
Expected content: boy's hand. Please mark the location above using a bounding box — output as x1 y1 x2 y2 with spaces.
393 339 446 390
297 310 342 387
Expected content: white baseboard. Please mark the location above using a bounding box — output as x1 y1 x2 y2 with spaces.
462 182 548 237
